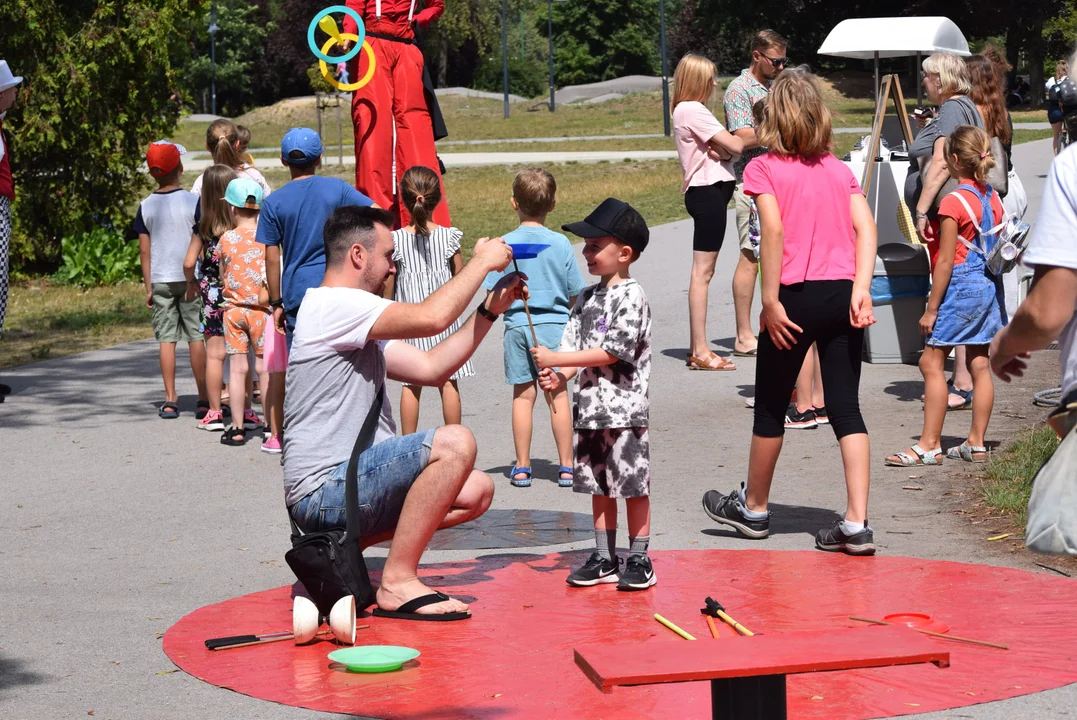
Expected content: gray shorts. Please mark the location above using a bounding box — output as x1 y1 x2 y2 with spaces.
290 429 436 538
574 427 651 498
732 184 757 255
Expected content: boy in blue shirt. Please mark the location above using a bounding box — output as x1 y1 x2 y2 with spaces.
484 168 585 488
258 128 374 344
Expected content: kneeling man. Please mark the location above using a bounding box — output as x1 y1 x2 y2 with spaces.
284 206 522 620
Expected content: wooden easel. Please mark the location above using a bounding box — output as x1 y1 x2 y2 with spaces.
859 74 916 195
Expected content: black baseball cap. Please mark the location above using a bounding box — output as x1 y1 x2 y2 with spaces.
562 198 649 255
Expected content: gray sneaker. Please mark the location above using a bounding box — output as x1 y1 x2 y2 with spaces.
567 552 620 587
702 485 770 539
816 520 876 556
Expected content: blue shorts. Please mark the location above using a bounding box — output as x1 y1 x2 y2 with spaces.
290 429 436 539
503 322 566 385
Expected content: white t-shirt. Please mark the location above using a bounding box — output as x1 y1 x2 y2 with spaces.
1020 145 1077 398
673 100 736 193
190 163 272 198
132 189 199 283
282 286 396 506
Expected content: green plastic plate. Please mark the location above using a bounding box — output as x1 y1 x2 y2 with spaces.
328 645 421 673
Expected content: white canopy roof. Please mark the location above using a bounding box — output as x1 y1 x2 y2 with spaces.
817 17 970 59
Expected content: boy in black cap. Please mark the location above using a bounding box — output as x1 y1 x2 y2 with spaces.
531 198 655 590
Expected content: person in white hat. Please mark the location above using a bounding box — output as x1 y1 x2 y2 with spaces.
0 59 23 402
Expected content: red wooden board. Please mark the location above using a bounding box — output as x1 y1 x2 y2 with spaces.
163 549 1077 719
575 626 949 692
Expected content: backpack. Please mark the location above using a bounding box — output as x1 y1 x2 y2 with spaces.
1055 77 1077 113
947 183 1030 276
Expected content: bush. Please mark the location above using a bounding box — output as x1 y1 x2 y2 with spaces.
472 53 548 99
54 227 142 287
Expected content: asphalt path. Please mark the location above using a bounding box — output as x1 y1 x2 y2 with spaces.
1 139 1073 719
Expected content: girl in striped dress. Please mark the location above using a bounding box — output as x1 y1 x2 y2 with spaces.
390 165 474 435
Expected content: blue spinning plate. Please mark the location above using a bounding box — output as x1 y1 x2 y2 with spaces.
508 242 551 260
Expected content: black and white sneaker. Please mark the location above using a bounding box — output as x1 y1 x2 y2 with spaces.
815 520 876 556
617 555 657 591
566 552 620 587
813 406 829 424
785 404 818 429
702 486 770 539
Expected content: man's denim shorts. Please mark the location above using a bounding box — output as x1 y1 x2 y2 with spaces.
290 429 436 539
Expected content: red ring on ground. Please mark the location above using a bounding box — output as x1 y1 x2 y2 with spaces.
163 549 1077 719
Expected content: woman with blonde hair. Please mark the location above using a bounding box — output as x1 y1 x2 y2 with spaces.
1047 59 1069 155
888 125 1006 467
672 53 745 371
190 119 272 198
702 68 880 556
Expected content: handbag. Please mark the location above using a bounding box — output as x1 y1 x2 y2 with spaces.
1026 414 1077 556
1002 167 1028 220
284 384 384 615
947 184 1031 276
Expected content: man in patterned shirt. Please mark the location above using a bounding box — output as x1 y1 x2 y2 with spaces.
724 29 787 357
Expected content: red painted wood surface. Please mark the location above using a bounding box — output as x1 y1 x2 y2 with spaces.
575 626 949 693
163 549 1077 720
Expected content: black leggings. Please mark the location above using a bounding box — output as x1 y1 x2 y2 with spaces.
684 180 735 253
753 280 867 439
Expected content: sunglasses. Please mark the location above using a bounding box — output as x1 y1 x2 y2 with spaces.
761 54 787 69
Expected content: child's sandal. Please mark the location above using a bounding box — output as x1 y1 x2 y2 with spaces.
946 442 988 463
884 444 942 467
220 427 246 446
509 465 532 488
557 466 574 488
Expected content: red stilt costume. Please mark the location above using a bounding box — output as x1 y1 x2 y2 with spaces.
343 0 449 226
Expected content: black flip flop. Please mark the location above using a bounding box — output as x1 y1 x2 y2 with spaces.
158 401 180 419
372 591 471 622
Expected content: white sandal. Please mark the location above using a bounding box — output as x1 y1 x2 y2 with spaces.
946 442 988 463
885 444 943 467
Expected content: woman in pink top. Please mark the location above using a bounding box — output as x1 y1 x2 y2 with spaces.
701 68 880 556
672 54 745 371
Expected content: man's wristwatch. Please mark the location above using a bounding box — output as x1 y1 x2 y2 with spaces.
915 211 929 220
476 298 498 322
269 299 284 309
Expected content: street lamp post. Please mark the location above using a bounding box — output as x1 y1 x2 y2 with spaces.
209 1 220 116
659 0 670 136
502 0 509 118
547 0 555 111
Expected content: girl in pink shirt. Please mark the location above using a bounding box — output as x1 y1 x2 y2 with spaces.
672 54 744 371
702 68 880 556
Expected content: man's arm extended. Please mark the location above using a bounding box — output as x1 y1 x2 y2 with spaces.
385 273 526 385
369 237 513 341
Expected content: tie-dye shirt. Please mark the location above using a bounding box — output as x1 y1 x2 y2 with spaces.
560 278 651 429
219 226 268 310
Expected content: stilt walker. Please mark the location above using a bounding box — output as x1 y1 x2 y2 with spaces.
343 0 449 227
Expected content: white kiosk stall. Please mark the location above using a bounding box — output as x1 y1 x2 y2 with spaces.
818 17 971 247
817 18 972 363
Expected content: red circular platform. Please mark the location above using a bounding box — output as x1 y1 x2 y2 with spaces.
163 550 1077 719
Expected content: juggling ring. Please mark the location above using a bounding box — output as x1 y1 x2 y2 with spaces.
307 5 364 64
319 35 376 92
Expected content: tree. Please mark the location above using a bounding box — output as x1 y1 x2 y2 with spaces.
550 0 661 85
0 0 202 273
180 0 267 116
253 0 323 103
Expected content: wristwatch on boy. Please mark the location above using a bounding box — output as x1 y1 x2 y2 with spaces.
269 298 284 309
476 297 498 322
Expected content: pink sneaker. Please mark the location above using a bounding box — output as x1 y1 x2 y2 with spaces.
261 435 282 454
242 409 262 430
197 410 225 431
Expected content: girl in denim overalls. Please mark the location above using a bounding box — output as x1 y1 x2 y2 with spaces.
887 125 1007 467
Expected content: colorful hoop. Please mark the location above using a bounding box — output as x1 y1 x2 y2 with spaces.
319 35 376 92
307 5 364 64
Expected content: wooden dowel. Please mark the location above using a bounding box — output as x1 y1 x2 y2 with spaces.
513 258 556 413
849 617 1008 650
654 613 696 640
715 609 754 636
705 615 720 639
209 625 370 651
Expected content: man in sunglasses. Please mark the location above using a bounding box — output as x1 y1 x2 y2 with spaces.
724 29 787 359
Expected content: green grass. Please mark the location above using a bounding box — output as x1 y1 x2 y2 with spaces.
253 159 685 256
980 425 1060 526
0 280 152 369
